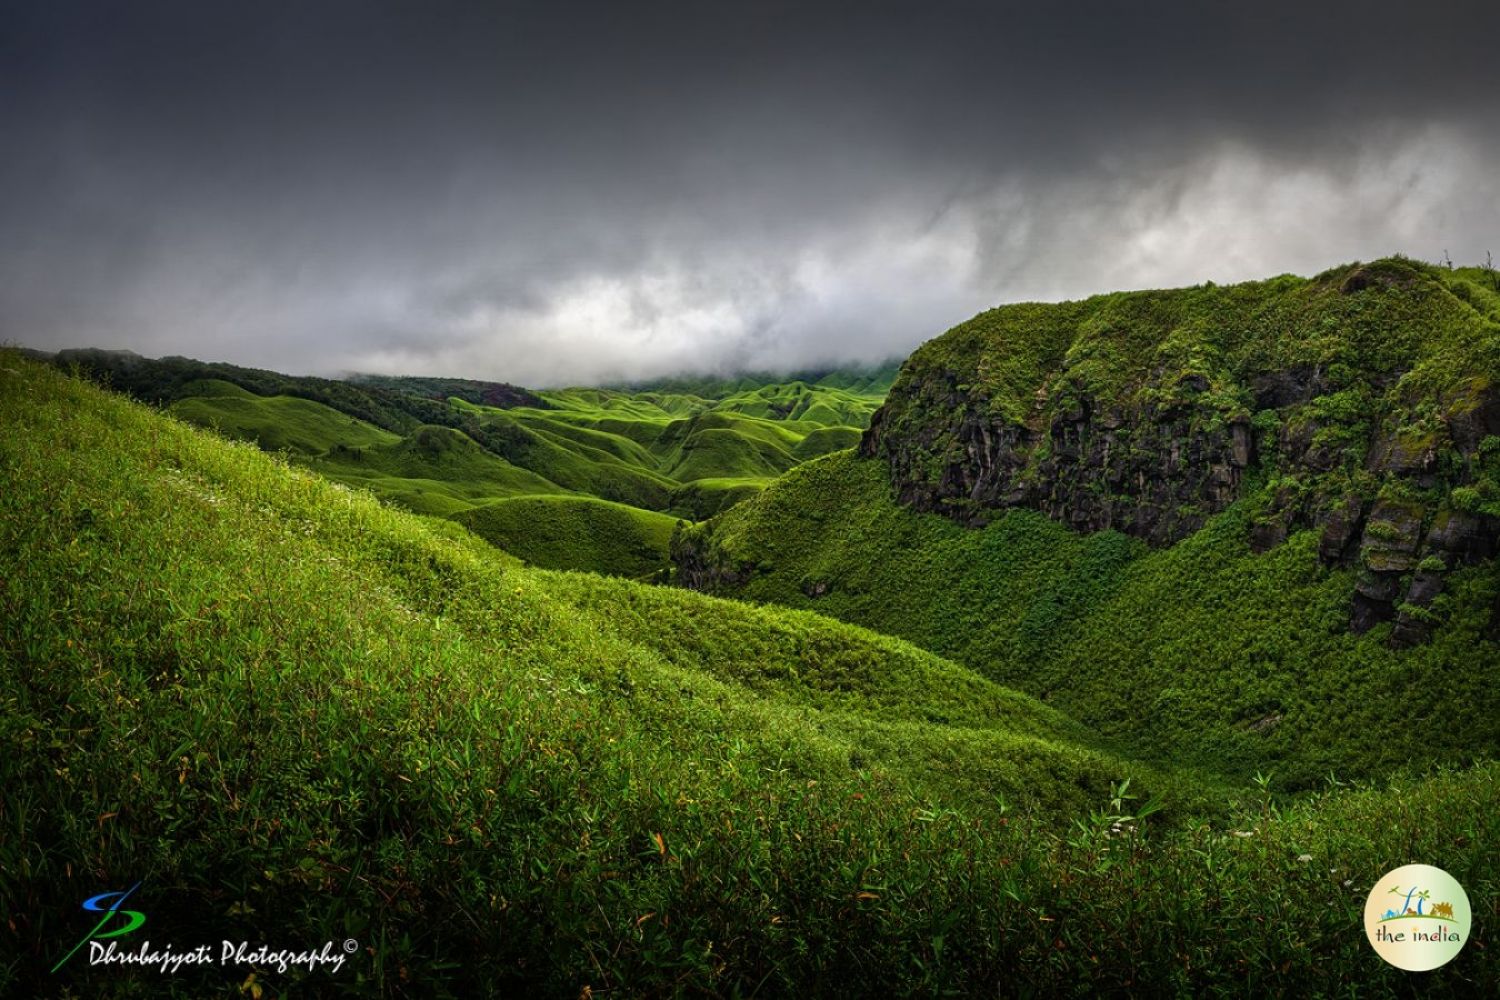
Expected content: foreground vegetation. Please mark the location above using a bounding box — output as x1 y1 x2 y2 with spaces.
3 356 1497 995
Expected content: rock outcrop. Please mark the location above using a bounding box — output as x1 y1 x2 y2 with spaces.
862 368 1255 547
670 523 751 592
856 259 1500 645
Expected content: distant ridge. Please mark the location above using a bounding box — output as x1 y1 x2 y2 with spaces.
42 347 891 575
347 372 551 409
603 360 903 399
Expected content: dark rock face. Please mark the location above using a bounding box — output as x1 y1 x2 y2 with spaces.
669 523 749 592
862 373 1254 548
1426 508 1497 563
1251 365 1331 410
1316 497 1367 563
862 363 1500 646
1358 500 1425 574
1335 499 1500 646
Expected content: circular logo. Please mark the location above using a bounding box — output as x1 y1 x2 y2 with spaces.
1364 864 1471 971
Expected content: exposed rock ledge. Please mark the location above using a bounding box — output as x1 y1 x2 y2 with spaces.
861 361 1500 647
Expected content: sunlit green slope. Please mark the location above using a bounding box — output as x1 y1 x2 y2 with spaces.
53 352 890 574
453 494 681 578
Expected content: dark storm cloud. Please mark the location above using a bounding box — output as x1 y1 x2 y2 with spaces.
2 1 1497 385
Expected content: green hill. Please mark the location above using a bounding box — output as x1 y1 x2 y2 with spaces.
4 352 1498 995
454 494 681 578
674 450 1500 787
793 424 864 460
170 389 568 516
169 384 403 455
674 260 1500 790
606 362 901 400
49 352 889 574
668 475 770 520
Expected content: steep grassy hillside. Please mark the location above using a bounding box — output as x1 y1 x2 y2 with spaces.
865 258 1500 641
674 451 1500 788
53 352 889 575
675 260 1500 789
5 355 1496 996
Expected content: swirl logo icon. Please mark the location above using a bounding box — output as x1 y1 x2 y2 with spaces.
1364 864 1471 971
51 882 146 973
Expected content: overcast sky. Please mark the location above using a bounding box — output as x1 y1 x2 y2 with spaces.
2 2 1497 386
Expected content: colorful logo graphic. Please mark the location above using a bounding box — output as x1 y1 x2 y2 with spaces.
49 882 357 977
1363 864 1471 971
51 882 146 973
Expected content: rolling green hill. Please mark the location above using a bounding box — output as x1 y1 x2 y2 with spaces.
454 494 681 579
48 352 891 575
168 381 404 454
168 392 567 517
4 353 1497 996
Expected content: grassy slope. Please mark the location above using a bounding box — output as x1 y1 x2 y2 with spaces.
679 448 1500 790
170 385 404 454
151 368 887 574
454 494 681 579
669 476 770 520
5 356 1496 995
171 391 569 517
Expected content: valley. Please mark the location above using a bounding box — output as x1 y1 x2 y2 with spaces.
47 349 895 576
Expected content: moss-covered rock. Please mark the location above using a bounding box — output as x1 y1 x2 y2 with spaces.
858 258 1500 643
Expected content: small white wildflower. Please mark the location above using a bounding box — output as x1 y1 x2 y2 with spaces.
1343 879 1353 888
1232 830 1254 838
1297 854 1313 863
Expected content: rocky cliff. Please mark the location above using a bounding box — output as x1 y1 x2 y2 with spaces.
849 259 1500 645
